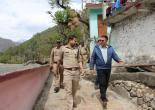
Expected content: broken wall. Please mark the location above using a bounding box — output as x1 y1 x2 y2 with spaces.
110 11 155 64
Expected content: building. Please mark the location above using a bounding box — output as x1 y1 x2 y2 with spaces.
85 0 108 53
86 0 155 64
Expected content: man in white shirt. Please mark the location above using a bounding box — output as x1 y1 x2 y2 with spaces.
90 35 124 108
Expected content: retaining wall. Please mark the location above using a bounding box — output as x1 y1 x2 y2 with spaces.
0 65 50 110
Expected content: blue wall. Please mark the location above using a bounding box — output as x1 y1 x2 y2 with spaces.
89 8 102 53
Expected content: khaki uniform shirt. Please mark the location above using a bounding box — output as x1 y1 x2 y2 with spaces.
80 46 88 55
50 47 62 68
60 45 82 68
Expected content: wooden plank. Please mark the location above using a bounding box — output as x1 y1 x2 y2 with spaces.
112 64 155 68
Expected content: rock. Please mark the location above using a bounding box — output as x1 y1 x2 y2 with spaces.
139 84 145 89
113 80 122 85
137 89 143 98
147 102 151 107
111 84 131 100
144 93 154 102
142 104 148 110
150 99 155 109
124 81 132 91
124 85 132 91
137 98 143 105
137 105 143 110
130 88 137 97
131 97 137 105
148 107 153 110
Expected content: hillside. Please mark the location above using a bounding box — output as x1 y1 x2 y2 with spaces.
0 25 84 64
0 37 16 52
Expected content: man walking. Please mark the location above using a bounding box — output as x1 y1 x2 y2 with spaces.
60 35 83 110
90 35 123 108
79 42 89 69
50 40 64 93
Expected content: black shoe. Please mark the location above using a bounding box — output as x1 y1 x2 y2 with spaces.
73 103 77 108
54 87 60 93
102 97 108 102
102 101 107 109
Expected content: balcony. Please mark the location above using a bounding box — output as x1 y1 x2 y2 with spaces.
103 0 154 25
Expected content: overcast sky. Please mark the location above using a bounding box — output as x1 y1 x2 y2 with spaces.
0 0 82 42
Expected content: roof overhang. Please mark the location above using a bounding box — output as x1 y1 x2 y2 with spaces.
85 3 103 9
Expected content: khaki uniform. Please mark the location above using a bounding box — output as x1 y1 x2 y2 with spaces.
50 47 63 88
60 45 82 110
80 46 89 69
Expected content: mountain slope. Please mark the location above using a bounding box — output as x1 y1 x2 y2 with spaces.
0 37 16 52
0 25 85 64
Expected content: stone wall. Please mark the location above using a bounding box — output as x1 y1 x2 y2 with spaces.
109 72 155 110
110 11 155 64
110 72 155 87
110 80 155 110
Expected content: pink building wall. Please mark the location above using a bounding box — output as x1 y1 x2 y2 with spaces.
0 65 50 110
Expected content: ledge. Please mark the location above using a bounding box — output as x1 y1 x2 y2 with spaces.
110 72 155 87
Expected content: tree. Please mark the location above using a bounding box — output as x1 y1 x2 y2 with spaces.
48 0 70 9
48 0 89 44
48 0 89 30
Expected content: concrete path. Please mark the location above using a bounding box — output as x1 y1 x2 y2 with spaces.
44 79 137 110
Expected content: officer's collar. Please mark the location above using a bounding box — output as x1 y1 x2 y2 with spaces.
65 45 76 49
56 46 61 49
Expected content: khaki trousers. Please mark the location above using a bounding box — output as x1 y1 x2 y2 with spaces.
52 63 64 88
82 55 88 69
63 69 80 110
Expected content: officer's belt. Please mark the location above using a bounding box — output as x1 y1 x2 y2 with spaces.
64 67 79 71
82 53 87 55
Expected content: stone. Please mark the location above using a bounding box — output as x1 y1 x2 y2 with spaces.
148 94 154 101
124 85 132 91
144 93 154 103
148 107 153 110
124 81 132 91
137 89 143 98
114 80 122 85
131 97 137 105
139 84 145 89
150 99 155 109
130 88 137 97
137 98 143 105
147 102 151 107
137 105 143 110
110 84 131 100
142 104 148 110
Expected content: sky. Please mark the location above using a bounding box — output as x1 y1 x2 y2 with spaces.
0 0 82 42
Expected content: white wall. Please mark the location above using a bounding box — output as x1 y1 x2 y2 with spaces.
110 12 155 64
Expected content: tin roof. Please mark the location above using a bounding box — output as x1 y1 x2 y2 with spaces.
85 3 103 9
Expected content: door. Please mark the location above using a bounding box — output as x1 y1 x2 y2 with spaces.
98 15 107 37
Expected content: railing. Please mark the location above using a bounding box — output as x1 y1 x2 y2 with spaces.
84 0 104 4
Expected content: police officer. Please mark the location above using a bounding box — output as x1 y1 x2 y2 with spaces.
50 40 64 93
79 42 89 69
60 35 84 110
